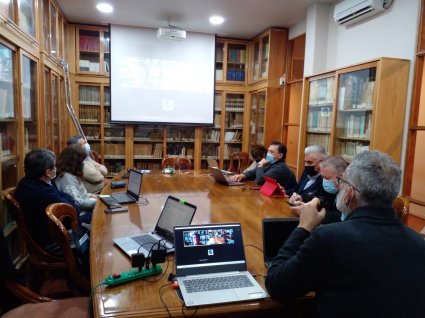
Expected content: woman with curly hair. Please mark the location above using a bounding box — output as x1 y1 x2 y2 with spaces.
55 144 97 224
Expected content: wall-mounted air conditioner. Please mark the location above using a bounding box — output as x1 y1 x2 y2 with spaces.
334 0 392 26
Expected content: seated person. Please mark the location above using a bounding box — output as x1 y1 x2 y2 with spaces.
421 227 425 238
287 145 327 202
67 135 108 193
192 233 203 245
243 144 268 173
55 144 97 223
266 151 425 317
291 156 347 224
14 148 82 256
230 141 296 189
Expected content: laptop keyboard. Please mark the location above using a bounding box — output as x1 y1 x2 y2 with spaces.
183 275 254 293
113 193 134 202
131 235 158 251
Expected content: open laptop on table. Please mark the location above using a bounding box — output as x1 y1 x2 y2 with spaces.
207 159 234 176
174 223 267 307
262 217 299 268
100 169 143 205
209 167 244 186
113 196 197 257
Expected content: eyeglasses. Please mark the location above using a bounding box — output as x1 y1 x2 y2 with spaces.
336 176 360 193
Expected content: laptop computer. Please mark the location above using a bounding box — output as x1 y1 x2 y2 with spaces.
174 223 267 307
262 218 299 268
209 167 244 186
101 169 143 205
207 159 234 176
113 196 197 257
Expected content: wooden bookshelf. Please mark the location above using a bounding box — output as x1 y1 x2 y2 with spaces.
298 58 410 175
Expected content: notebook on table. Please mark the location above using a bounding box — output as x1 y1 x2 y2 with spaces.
100 169 143 205
113 196 197 257
174 223 267 307
207 159 234 176
262 217 299 268
209 167 244 186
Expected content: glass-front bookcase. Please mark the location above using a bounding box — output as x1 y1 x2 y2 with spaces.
223 93 244 163
305 76 335 153
77 27 110 75
334 67 376 161
201 93 222 166
249 91 266 145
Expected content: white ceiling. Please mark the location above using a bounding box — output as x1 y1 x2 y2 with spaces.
56 0 334 40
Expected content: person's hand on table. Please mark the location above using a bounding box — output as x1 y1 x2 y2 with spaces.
229 174 246 182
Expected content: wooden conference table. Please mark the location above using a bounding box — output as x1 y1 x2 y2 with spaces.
90 170 310 318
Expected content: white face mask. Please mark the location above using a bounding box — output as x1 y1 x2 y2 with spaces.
336 184 351 221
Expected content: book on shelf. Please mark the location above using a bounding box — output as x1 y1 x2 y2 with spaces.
79 35 100 52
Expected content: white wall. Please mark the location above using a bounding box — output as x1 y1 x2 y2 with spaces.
289 18 306 40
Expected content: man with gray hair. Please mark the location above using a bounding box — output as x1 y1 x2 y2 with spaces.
266 151 425 317
287 145 327 201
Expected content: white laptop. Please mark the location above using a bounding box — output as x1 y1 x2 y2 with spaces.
209 167 244 186
174 223 267 307
207 159 234 176
113 196 197 257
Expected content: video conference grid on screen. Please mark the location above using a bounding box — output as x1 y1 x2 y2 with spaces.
184 229 235 247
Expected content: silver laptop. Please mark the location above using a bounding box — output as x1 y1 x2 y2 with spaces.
113 196 197 257
209 167 243 186
207 159 234 176
110 169 143 204
262 218 299 268
174 223 267 307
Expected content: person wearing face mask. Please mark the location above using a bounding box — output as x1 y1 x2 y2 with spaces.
14 148 82 256
229 141 296 188
266 151 425 317
287 145 327 203
290 156 347 224
243 144 267 173
67 135 108 193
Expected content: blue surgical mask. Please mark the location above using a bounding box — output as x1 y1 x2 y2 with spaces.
84 143 91 154
266 153 275 164
322 179 338 194
340 211 348 221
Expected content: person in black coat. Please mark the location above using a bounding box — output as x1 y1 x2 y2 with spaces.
286 145 327 201
229 141 296 189
266 151 425 318
14 148 83 256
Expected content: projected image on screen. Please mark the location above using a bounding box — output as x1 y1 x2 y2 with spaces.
183 229 235 247
110 25 215 125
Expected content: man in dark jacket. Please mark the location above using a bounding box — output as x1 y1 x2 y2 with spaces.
266 150 425 318
229 141 296 189
14 148 82 256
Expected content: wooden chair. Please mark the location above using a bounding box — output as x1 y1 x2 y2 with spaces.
45 203 91 294
2 279 89 318
176 157 192 170
228 152 250 174
161 157 176 169
2 188 67 291
392 195 409 224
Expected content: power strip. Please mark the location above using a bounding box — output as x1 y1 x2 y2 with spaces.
103 265 162 286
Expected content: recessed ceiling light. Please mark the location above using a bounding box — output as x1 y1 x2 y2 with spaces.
96 3 113 14
209 16 225 25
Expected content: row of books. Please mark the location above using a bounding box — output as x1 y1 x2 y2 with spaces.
338 73 375 110
337 140 370 157
104 126 125 138
340 113 372 138
80 60 101 72
307 108 332 132
134 143 163 158
201 144 219 158
166 145 194 158
79 35 100 52
225 96 244 108
22 93 33 119
105 160 125 174
166 129 195 141
214 114 221 127
133 161 162 170
306 134 330 153
83 126 101 139
226 112 243 128
226 70 245 81
223 145 241 159
79 106 100 123
104 143 125 155
202 129 220 142
227 48 247 64
308 77 334 106
79 86 101 104
224 130 242 142
0 88 14 119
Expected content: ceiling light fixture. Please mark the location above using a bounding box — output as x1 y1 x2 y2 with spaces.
96 3 113 14
209 16 225 25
